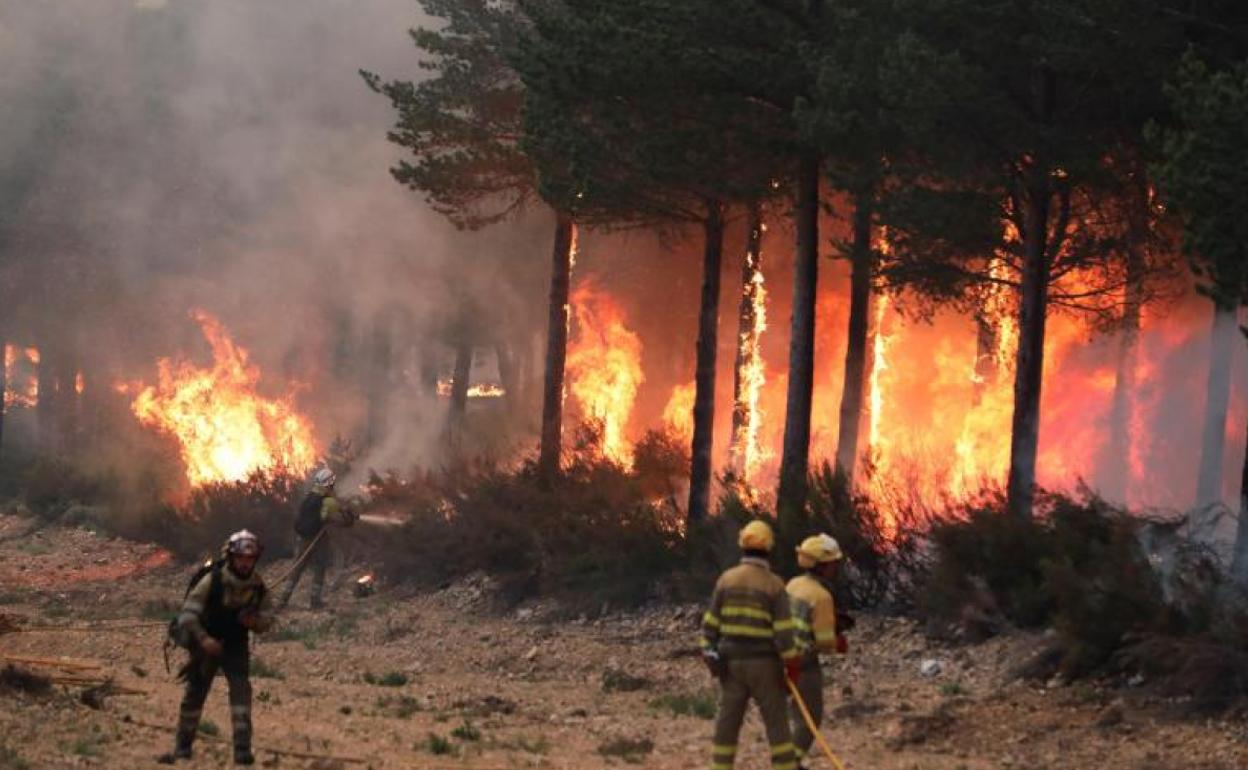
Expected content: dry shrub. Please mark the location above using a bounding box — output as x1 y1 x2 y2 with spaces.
111 468 304 561
371 436 701 610
0 665 51 696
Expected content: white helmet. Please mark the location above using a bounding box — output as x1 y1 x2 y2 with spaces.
313 468 336 487
225 529 262 557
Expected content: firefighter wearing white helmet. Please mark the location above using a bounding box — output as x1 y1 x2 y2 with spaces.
160 529 273 766
786 534 847 768
278 467 357 610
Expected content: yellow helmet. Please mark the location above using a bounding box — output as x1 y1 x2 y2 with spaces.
796 534 843 568
738 520 775 552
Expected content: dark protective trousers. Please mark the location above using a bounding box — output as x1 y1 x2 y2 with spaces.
175 646 252 754
711 657 797 770
278 532 330 607
789 661 824 761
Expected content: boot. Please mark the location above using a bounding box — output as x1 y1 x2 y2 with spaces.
157 738 193 763
233 747 255 765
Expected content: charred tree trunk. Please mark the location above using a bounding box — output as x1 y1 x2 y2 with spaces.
688 201 726 523
834 189 874 481
1105 241 1146 502
365 318 392 449
1232 409 1248 584
778 152 821 522
450 342 472 418
1005 171 1056 520
539 212 575 481
496 342 518 405
1196 304 1236 507
36 342 57 453
729 201 763 475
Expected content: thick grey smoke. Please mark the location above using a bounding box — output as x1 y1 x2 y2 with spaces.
0 0 551 485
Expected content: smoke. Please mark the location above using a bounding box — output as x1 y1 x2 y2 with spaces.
0 0 552 485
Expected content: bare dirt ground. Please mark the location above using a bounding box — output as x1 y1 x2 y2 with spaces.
1 512 1247 770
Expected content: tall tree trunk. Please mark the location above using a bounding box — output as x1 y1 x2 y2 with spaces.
1231 409 1248 584
729 201 764 476
365 317 392 449
688 202 726 523
972 313 997 406
1005 173 1054 520
1105 241 1146 502
450 342 472 418
36 341 57 453
496 342 518 405
834 189 874 481
778 153 821 523
1196 304 1236 507
539 212 575 481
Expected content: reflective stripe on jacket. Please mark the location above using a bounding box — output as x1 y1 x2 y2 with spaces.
786 573 837 657
701 557 799 661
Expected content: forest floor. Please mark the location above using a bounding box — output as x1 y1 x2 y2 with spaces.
1 512 1247 770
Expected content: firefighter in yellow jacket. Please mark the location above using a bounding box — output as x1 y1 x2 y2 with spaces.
701 520 801 770
787 534 848 768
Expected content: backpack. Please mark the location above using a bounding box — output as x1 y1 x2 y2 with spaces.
165 560 223 651
294 492 326 537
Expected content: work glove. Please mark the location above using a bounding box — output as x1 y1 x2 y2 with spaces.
702 650 727 680
784 658 803 687
239 609 261 630
199 636 224 658
835 632 849 655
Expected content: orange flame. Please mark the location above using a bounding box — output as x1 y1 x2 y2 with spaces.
4 345 39 409
567 283 644 465
127 310 316 486
662 382 695 442
436 378 507 399
729 230 769 484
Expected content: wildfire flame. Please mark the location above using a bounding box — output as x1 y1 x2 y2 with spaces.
436 378 507 399
126 310 316 486
729 226 769 484
3 345 39 409
567 282 644 465
662 382 695 442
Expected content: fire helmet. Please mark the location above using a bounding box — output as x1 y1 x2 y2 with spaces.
738 520 775 552
312 468 336 487
225 529 262 557
796 533 843 569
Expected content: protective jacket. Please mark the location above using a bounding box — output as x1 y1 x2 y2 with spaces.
701 556 799 662
178 563 273 649
786 573 838 661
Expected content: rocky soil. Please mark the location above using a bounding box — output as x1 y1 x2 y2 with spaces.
1 512 1246 770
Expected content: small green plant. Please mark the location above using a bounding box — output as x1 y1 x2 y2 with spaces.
490 735 550 754
363 670 408 687
597 737 654 762
451 722 481 741
601 668 649 693
42 601 71 619
198 719 220 737
648 691 716 719
423 733 454 755
250 658 284 680
69 737 102 758
256 690 274 704
938 681 967 697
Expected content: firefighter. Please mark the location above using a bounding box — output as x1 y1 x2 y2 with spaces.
787 534 848 768
160 530 273 766
701 520 801 770
278 467 356 610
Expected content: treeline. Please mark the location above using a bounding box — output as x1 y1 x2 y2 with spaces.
363 0 1248 564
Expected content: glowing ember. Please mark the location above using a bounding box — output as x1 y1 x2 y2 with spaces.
126 310 316 486
662 382 695 442
567 283 644 465
3 345 39 409
436 378 507 399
